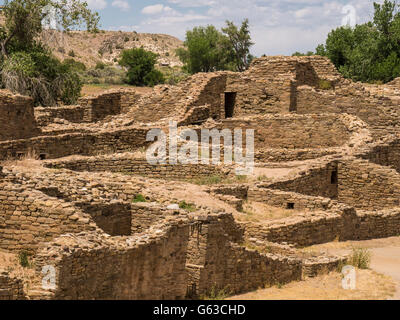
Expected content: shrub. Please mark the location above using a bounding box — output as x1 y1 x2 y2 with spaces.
119 48 164 86
143 69 165 87
95 61 106 70
0 47 82 106
63 58 87 72
348 248 371 269
18 251 30 268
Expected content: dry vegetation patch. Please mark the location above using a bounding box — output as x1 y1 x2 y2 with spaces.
228 270 396 300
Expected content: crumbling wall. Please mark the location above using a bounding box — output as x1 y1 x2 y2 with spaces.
0 271 26 300
0 90 39 141
35 105 87 126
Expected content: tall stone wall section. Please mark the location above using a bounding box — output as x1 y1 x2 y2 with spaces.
0 90 39 141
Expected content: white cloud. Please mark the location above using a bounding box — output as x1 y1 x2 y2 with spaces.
142 4 173 15
112 0 130 11
111 0 379 55
86 0 107 10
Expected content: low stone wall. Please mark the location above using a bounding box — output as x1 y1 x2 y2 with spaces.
35 105 87 126
0 126 150 160
360 137 400 173
248 187 335 211
44 154 230 180
263 161 338 200
0 271 26 300
240 206 400 247
79 89 138 121
130 202 181 234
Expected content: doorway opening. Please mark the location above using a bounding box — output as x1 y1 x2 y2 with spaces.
224 92 236 118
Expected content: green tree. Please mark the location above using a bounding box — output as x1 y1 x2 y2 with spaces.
316 0 400 83
222 19 254 71
176 19 254 74
118 48 164 86
0 0 98 105
176 25 231 74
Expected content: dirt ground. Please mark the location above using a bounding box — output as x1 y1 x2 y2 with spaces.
81 84 153 96
228 270 395 300
303 236 400 300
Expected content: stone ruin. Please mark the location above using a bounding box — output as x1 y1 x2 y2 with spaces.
0 55 400 299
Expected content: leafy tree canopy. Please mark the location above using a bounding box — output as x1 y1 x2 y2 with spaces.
176 19 254 74
118 48 165 87
297 0 400 83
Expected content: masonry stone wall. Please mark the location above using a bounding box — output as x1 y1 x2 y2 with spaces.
35 105 87 126
0 90 39 141
264 161 339 199
241 204 400 247
207 114 350 150
186 215 302 297
0 271 26 300
0 126 150 160
33 224 190 300
361 137 400 173
0 184 97 253
44 155 230 180
248 188 335 211
338 159 400 209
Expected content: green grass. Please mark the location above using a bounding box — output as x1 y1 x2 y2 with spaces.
178 201 196 212
318 79 333 90
132 194 147 203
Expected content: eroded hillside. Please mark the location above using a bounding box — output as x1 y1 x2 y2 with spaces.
40 30 184 68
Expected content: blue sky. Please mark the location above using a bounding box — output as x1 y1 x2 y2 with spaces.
2 0 382 55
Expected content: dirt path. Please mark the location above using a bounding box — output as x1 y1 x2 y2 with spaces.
369 247 400 300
